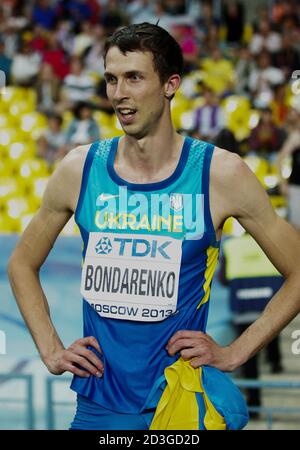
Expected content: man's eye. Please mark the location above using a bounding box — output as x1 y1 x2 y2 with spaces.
130 74 141 81
106 77 117 84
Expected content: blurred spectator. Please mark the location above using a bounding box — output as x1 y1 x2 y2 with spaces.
60 56 96 109
83 24 105 76
248 51 285 108
56 0 93 27
2 2 17 19
86 0 102 25
61 101 100 154
162 0 186 15
36 63 60 114
29 24 49 54
42 32 70 80
274 32 300 79
249 19 282 55
2 22 20 58
270 83 289 127
214 128 240 155
31 0 57 30
0 38 12 83
222 0 245 45
271 0 292 25
72 20 94 57
127 0 156 24
201 47 235 96
249 107 285 160
149 0 182 32
192 86 225 141
235 45 255 96
99 0 128 36
55 19 74 55
5 1 29 31
278 108 300 230
172 24 199 73
11 40 41 86
203 24 223 55
196 1 220 44
37 113 65 166
280 10 300 37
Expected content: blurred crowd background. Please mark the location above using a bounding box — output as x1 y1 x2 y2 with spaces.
1 0 300 235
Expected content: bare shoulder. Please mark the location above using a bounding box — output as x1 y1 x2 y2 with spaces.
210 146 272 224
59 144 90 177
210 146 246 185
43 144 91 213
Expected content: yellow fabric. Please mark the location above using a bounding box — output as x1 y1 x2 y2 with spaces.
149 358 226 430
197 246 219 308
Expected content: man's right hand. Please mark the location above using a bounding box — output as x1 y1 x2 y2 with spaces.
45 336 104 378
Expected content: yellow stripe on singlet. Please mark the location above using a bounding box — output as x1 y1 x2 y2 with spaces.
197 246 219 309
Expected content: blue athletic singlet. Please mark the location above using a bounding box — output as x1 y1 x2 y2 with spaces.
71 136 221 416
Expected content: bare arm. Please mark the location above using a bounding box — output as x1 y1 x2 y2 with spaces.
218 151 300 367
7 146 103 377
167 150 300 371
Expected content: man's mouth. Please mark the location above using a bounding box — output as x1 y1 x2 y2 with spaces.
117 107 137 124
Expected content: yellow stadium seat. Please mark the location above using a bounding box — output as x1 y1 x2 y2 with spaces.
0 213 22 233
221 96 252 140
0 128 21 147
94 111 114 129
33 176 49 199
20 112 47 134
243 155 270 187
171 94 194 130
8 141 36 161
222 96 251 114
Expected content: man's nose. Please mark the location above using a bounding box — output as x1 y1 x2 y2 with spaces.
113 79 128 101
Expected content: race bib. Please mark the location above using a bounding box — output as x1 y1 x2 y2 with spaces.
81 232 182 322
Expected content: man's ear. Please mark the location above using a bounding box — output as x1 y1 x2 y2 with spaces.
164 74 181 99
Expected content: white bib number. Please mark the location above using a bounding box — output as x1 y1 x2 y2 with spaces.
81 232 182 322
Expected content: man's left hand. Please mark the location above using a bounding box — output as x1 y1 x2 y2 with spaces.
165 330 237 372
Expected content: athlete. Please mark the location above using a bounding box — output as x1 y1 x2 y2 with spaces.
7 23 300 430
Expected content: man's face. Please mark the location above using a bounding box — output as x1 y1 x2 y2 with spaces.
104 47 166 139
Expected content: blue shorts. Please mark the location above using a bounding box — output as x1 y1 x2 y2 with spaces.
70 394 156 430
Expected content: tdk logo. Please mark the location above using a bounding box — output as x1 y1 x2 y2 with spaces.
115 238 172 259
95 237 112 255
96 237 172 259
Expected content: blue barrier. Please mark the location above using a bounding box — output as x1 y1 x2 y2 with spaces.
45 376 300 430
0 373 34 429
46 376 73 430
235 378 300 430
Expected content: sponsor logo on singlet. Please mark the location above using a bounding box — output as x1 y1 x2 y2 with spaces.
81 232 182 322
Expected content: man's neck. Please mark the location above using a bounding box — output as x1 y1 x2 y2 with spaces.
115 129 185 183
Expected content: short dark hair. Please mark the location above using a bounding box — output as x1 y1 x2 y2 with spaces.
103 22 184 83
